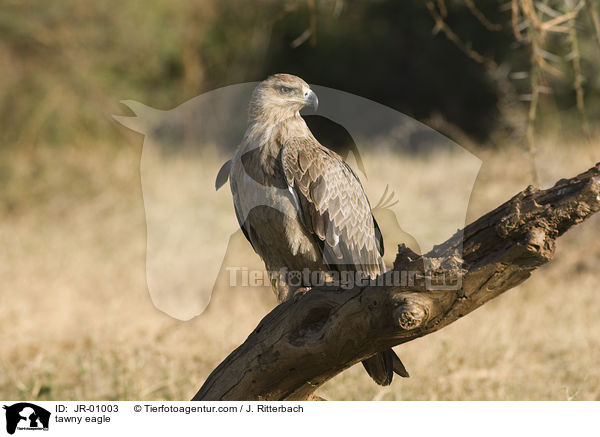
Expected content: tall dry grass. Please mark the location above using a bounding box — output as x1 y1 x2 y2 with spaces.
1 136 599 400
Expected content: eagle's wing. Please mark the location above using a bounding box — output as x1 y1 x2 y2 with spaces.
281 138 385 278
303 114 366 176
215 159 231 190
229 167 258 253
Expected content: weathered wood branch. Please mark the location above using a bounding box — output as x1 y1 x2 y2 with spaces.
193 164 600 401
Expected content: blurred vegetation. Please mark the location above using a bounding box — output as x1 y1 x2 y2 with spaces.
2 0 600 401
0 0 599 149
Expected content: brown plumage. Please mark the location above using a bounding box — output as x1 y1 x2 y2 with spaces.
229 73 407 386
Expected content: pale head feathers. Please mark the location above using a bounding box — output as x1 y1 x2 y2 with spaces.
248 74 317 125
243 74 318 161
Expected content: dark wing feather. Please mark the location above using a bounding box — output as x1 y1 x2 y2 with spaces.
373 216 384 256
281 138 385 278
230 177 257 252
215 159 231 190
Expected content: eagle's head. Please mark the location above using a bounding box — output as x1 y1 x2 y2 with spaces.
249 73 318 123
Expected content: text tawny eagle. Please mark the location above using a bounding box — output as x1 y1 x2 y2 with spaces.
229 74 408 386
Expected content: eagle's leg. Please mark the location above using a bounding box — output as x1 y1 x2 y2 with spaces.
268 270 311 302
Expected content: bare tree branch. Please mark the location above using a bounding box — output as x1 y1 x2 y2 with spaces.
193 164 600 401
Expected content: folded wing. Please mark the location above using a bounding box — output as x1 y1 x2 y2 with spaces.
281 137 385 278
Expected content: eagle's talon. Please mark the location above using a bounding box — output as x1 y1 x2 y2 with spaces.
293 286 312 301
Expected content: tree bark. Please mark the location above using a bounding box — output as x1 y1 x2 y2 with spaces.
193 164 600 401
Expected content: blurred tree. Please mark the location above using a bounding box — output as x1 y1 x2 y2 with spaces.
0 0 598 149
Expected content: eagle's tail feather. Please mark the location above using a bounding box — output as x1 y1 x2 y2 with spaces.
362 349 409 386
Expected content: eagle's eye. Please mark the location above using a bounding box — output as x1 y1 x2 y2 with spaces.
278 86 293 94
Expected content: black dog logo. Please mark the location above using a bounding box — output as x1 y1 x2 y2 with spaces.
3 403 50 435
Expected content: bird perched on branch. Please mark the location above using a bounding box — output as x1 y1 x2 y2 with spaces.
228 73 408 386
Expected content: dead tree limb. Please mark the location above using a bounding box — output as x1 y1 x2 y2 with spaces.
193 164 600 401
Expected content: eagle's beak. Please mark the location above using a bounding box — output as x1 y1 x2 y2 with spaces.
305 90 318 111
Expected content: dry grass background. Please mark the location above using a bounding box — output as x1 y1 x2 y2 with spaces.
1 135 599 401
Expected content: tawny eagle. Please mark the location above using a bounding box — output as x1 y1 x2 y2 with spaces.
227 73 408 386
